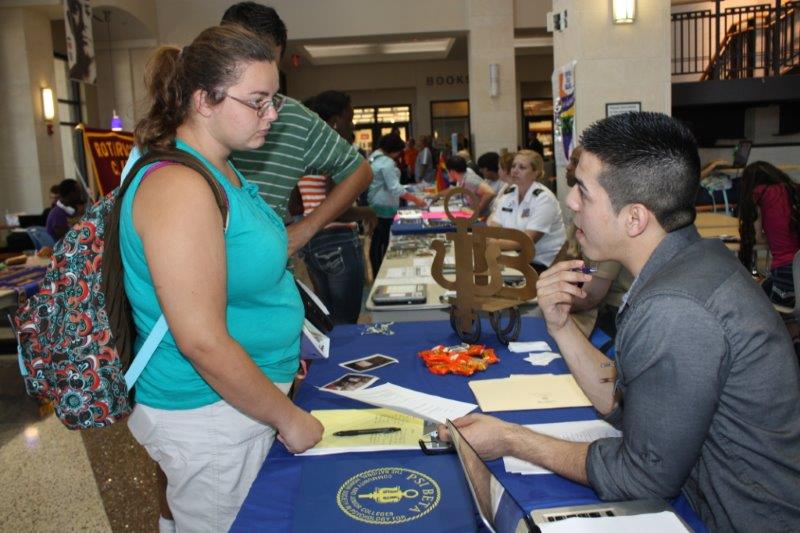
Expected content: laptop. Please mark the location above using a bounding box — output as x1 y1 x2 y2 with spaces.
731 139 752 168
446 420 689 532
371 284 427 306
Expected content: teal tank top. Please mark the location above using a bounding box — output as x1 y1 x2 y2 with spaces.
119 140 303 409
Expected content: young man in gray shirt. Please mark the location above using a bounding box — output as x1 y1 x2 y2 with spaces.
439 112 800 531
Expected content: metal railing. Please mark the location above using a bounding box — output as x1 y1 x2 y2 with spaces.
672 2 799 80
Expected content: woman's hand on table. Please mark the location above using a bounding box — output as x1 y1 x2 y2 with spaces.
276 407 324 453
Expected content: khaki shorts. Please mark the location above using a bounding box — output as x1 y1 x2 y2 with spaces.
128 384 292 533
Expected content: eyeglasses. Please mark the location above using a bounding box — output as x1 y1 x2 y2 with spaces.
224 92 285 117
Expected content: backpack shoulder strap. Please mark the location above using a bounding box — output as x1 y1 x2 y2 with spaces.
122 148 229 227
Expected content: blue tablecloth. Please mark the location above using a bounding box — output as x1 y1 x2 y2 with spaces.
391 219 458 236
0 264 47 303
231 318 705 532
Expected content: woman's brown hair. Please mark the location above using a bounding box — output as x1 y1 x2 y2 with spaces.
135 24 276 150
499 152 515 174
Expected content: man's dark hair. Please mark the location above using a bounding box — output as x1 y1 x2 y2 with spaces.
477 152 499 173
378 133 405 154
305 90 351 123
580 112 701 232
221 2 287 59
445 155 467 173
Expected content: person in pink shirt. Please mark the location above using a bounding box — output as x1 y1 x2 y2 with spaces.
738 161 800 307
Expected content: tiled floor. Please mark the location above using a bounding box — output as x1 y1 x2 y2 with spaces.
0 355 160 532
0 258 376 532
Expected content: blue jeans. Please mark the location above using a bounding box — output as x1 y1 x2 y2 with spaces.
300 228 364 324
762 264 795 307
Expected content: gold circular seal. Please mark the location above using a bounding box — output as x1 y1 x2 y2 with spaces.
336 467 442 525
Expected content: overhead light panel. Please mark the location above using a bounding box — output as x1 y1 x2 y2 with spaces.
303 38 455 65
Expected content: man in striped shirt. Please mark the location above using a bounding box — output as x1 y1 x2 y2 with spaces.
224 3 372 255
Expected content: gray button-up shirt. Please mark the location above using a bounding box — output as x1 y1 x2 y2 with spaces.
586 225 800 532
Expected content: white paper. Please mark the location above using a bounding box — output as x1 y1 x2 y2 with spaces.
508 341 552 353
295 279 330 316
300 320 329 360
396 210 422 219
504 420 622 475
525 352 561 366
538 511 689 532
428 205 445 213
320 383 477 423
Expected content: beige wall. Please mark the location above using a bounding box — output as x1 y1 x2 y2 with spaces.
0 8 63 215
285 59 470 139
552 0 672 201
94 42 156 131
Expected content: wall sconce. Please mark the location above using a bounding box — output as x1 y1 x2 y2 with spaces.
489 63 499 98
612 0 636 24
42 87 55 135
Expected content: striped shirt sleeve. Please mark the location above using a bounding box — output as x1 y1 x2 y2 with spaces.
302 112 364 184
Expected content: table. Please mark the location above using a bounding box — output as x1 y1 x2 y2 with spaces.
695 212 738 230
231 318 704 532
365 234 450 322
695 213 740 252
365 234 533 323
391 208 475 236
0 257 49 309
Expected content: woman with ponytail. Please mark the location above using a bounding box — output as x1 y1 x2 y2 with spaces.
738 161 800 308
120 25 322 531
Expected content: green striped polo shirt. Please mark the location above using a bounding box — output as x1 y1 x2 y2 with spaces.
231 96 364 221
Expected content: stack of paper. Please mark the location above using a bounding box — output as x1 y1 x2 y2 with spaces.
299 408 424 456
503 420 622 475
468 374 591 412
321 383 477 423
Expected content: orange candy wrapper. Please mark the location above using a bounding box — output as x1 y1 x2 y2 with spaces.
418 343 499 376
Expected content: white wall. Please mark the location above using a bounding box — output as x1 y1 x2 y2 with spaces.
552 0 672 202
0 8 63 215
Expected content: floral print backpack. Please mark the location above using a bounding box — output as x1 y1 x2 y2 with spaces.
15 149 227 429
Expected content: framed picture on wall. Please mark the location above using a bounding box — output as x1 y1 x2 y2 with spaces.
606 102 641 117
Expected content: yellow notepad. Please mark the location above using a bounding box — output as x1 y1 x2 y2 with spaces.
301 408 425 456
468 374 592 412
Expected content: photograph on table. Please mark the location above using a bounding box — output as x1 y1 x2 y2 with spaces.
339 354 399 373
321 373 379 391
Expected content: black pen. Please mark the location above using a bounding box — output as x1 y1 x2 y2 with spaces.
333 427 402 437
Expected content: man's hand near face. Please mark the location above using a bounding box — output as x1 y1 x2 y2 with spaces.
536 260 592 333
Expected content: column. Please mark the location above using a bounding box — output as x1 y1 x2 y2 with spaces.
551 0 672 202
467 0 519 157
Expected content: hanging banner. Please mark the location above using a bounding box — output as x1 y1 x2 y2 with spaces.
65 0 97 84
82 127 134 196
551 61 577 169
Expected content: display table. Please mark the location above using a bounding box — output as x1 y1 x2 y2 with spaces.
0 257 49 308
231 318 705 532
365 234 533 323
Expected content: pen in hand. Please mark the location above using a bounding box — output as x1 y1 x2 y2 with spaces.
333 427 402 437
